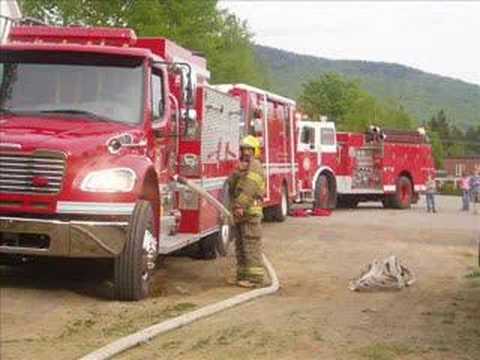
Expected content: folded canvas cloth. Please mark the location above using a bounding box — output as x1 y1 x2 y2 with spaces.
349 255 415 291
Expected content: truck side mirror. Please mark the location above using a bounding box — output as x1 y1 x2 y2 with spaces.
166 62 196 107
179 65 196 107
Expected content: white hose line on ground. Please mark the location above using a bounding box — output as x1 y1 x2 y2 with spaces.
80 254 279 360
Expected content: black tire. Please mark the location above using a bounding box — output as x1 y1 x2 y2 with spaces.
215 222 232 257
390 176 413 209
271 184 289 222
216 182 233 256
314 174 331 209
114 200 157 301
382 197 393 209
195 183 233 259
193 221 232 260
263 207 274 222
186 225 231 260
198 235 218 260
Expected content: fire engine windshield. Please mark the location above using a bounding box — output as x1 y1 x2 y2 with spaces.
0 51 144 125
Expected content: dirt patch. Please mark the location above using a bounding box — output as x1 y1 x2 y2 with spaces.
1 196 479 359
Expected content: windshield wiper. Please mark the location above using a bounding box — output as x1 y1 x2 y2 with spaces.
38 109 115 123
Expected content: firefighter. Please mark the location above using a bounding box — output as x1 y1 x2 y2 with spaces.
227 135 266 288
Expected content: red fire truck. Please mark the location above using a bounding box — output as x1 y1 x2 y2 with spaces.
213 84 297 221
296 120 435 209
212 85 434 215
0 25 240 300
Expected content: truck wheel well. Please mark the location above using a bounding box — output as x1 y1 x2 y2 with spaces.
398 171 414 190
317 171 337 208
140 169 160 235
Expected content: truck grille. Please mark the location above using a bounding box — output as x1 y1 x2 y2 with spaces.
0 152 66 194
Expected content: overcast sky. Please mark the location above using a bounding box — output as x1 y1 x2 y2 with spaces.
219 1 480 85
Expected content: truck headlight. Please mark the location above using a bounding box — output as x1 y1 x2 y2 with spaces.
81 168 136 193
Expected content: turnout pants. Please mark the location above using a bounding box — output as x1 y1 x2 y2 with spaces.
234 216 264 283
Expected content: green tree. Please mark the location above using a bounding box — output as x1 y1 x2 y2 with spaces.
298 72 362 125
21 0 129 26
429 131 445 169
341 91 377 131
20 0 268 87
427 110 468 157
299 72 416 131
448 125 466 156
465 125 480 155
380 102 415 130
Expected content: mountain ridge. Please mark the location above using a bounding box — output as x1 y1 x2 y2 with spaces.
255 45 480 129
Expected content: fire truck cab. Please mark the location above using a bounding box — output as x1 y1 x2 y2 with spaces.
0 25 240 300
296 120 338 208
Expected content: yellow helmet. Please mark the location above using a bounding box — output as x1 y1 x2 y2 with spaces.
240 135 261 158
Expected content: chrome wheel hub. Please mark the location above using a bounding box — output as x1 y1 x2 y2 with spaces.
221 224 230 247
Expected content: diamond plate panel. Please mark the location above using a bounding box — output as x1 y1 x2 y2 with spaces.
201 87 242 163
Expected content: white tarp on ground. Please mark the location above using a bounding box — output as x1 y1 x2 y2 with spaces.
1 0 22 44
349 255 416 291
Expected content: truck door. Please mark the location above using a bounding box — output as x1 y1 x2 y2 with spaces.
316 122 337 169
152 68 176 179
151 67 178 235
297 123 318 190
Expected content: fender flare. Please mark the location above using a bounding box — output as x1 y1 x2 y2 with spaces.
312 166 336 190
395 170 415 193
136 165 160 235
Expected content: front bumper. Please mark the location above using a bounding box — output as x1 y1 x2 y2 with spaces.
0 216 129 258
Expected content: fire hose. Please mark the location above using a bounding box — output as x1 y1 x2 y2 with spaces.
80 176 280 360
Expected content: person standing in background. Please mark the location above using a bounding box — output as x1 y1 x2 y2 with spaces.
459 171 471 211
425 174 437 213
469 169 480 215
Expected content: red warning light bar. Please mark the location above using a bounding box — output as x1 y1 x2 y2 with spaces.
9 26 137 47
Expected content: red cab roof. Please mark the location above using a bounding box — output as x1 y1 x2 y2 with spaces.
9 25 137 47
137 37 210 80
7 25 210 80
